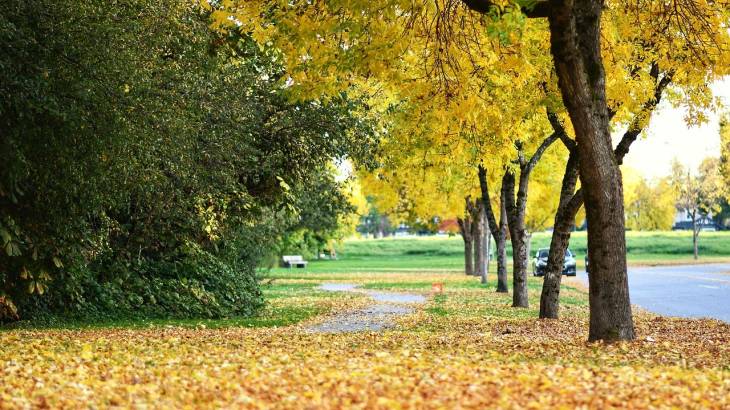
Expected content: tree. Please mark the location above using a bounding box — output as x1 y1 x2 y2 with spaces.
0 0 376 321
478 169 510 292
276 167 359 259
226 0 730 341
624 171 676 231
465 0 638 340
478 132 558 307
456 198 477 276
538 0 730 322
358 140 482 275
671 158 722 259
456 196 488 277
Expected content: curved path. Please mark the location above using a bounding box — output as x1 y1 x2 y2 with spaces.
578 263 730 322
307 283 426 333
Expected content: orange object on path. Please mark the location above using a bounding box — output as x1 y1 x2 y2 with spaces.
431 282 444 294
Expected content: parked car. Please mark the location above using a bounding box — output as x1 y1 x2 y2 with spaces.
532 248 577 276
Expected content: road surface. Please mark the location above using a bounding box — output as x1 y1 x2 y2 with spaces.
578 263 730 323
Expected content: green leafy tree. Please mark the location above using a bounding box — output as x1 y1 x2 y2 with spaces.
0 0 374 321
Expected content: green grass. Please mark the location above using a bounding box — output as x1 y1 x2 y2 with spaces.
2 282 334 331
9 231 728 330
0 305 325 331
267 231 730 275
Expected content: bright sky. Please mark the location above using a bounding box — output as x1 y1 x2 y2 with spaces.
619 78 730 179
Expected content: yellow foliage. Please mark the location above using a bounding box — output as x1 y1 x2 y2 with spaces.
214 0 730 235
623 167 677 231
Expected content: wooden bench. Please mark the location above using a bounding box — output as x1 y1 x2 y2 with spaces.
282 255 308 269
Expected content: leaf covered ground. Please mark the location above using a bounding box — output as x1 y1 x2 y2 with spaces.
2 272 729 409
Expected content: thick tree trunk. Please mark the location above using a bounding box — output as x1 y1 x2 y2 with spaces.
473 202 487 278
457 217 474 275
503 172 529 307
548 0 635 341
540 151 582 319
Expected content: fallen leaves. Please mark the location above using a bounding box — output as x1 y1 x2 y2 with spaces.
1 274 729 409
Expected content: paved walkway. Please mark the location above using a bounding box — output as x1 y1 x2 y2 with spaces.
307 283 426 333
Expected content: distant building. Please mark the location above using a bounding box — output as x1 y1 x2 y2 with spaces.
672 210 718 231
393 223 412 237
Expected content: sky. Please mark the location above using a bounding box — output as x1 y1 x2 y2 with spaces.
619 78 730 179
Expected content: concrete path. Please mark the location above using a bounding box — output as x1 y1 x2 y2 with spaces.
307 283 426 333
577 263 730 323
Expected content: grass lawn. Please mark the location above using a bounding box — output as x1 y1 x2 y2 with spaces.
2 232 729 408
267 230 730 275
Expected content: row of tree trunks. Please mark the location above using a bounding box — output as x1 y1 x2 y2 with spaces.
459 196 489 277
457 211 474 276
478 166 509 292
483 221 491 284
504 136 559 307
472 200 487 279
462 0 671 341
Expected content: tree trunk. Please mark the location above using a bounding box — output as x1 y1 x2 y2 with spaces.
539 65 672 321
483 223 491 284
503 134 558 308
548 0 635 341
540 150 582 319
511 228 529 307
472 220 481 277
496 190 509 292
503 172 529 308
478 165 509 292
457 215 474 275
473 201 486 278
693 212 699 260
464 238 474 275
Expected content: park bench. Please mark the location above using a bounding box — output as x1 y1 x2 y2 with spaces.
282 255 308 269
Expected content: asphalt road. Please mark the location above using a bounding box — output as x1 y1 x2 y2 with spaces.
578 263 730 323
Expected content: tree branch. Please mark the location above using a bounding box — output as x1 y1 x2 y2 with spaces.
546 110 576 152
478 165 500 238
614 70 674 164
525 133 559 174
515 140 527 168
